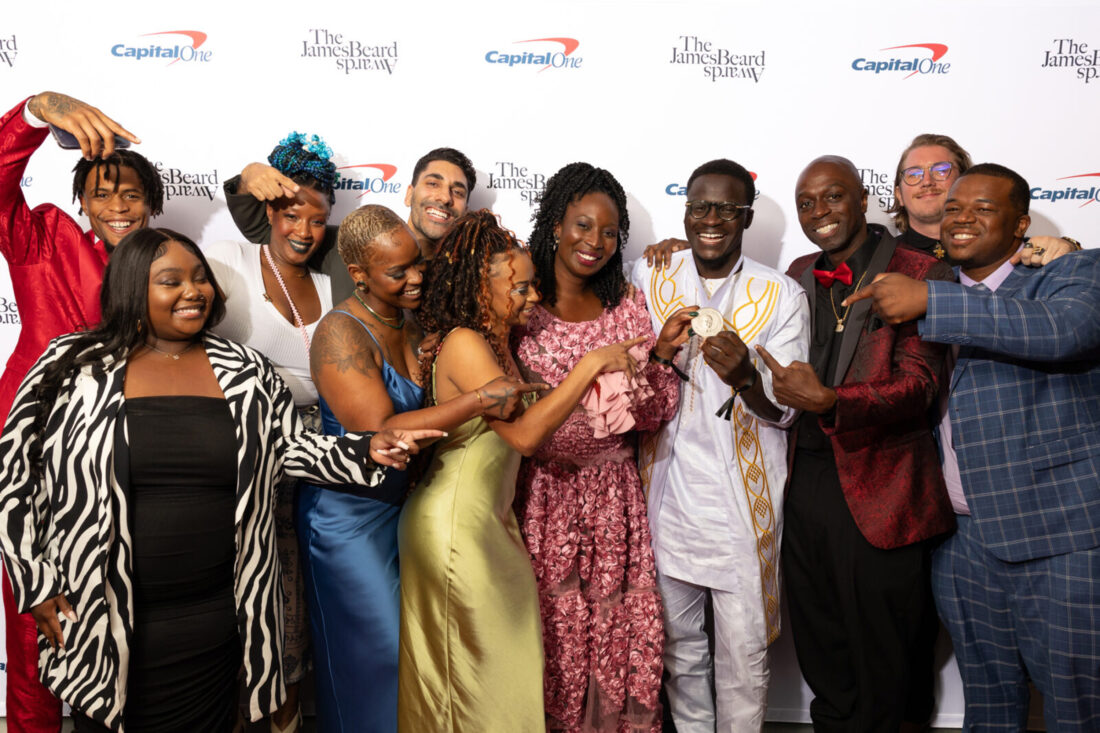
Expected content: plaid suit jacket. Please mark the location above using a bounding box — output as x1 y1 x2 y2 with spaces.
920 249 1100 562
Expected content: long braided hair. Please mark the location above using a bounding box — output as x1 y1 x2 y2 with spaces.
418 209 526 400
528 161 629 309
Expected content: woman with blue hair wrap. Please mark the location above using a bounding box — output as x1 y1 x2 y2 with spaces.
204 131 339 733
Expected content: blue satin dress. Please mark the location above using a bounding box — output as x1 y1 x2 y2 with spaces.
297 310 424 733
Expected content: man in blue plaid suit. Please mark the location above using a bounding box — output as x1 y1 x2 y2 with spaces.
847 162 1100 731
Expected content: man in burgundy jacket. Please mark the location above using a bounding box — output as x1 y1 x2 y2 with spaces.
755 155 954 732
0 90 159 732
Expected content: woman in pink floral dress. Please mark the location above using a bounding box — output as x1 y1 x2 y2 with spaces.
515 162 696 732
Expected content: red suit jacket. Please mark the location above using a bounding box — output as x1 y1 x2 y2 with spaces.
0 98 108 421
787 231 955 549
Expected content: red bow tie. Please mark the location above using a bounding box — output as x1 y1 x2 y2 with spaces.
813 261 854 288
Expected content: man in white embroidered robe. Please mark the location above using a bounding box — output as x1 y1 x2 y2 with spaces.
631 159 809 732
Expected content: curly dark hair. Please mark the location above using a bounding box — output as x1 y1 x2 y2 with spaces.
72 149 165 218
418 209 525 397
528 162 629 309
29 228 225 477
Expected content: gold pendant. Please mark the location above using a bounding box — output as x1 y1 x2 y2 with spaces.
835 322 845 333
933 244 946 259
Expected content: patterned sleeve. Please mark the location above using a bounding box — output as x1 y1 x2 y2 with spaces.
629 288 680 431
0 337 71 612
255 347 388 489
749 277 810 429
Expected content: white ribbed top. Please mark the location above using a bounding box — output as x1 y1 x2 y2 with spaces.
203 239 332 406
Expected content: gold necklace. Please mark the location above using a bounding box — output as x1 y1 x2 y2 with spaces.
144 340 197 360
354 290 405 330
828 269 870 333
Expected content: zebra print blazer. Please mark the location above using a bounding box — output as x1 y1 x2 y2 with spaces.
0 331 386 731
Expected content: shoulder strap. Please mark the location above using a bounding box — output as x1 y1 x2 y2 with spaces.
330 309 383 350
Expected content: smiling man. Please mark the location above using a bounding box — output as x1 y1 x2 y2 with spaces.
0 90 161 733
888 133 1079 265
847 164 1100 731
757 155 954 732
631 159 809 732
225 147 475 297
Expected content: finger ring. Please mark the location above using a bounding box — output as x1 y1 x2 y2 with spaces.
1032 246 1046 256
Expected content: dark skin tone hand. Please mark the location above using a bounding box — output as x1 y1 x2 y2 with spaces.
842 272 929 325
754 344 837 414
31 593 77 650
27 91 140 160
642 238 689 269
702 331 782 421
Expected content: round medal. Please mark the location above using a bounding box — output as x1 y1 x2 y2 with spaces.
691 307 724 338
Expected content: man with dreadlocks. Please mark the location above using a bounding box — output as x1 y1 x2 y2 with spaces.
0 90 162 733
631 159 809 732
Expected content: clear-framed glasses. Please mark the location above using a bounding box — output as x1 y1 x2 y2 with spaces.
685 200 752 221
901 161 954 186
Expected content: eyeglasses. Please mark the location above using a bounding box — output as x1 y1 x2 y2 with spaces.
685 200 752 221
901 161 954 186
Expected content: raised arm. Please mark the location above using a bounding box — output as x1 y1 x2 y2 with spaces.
436 327 644 456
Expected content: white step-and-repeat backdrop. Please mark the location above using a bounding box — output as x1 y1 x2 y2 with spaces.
2 0 1097 724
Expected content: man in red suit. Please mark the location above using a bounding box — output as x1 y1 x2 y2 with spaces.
755 155 954 732
0 90 160 732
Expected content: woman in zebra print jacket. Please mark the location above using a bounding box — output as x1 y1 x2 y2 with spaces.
0 228 437 732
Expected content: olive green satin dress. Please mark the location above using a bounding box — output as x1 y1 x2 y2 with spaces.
397 409 545 732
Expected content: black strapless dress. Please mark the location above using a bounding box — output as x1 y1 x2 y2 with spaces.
124 395 240 732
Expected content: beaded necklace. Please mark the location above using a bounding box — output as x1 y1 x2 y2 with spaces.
262 245 312 355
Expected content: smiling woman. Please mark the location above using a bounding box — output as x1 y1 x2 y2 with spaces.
202 131 341 733
0 227 436 732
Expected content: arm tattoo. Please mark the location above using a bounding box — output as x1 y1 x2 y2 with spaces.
311 319 378 378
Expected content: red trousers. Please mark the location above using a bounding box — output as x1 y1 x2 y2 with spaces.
3 568 62 732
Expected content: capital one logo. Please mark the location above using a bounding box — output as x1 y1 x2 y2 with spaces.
1032 173 1100 207
851 43 950 78
665 171 759 197
336 164 402 198
485 38 583 71
111 31 212 65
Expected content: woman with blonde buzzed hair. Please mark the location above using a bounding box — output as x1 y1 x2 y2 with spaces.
299 205 538 732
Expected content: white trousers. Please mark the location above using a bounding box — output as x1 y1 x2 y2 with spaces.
657 571 770 733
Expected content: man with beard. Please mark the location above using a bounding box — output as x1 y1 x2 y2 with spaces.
847 164 1100 731
630 158 809 732
754 155 954 732
224 146 475 300
888 133 1080 265
0 89 161 733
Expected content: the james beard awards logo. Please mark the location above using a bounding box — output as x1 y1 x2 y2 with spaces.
487 162 547 207
0 34 17 68
1032 173 1100 207
111 31 212 65
155 162 219 201
850 43 950 78
0 297 21 326
335 164 402 198
858 167 896 211
1042 38 1099 83
301 29 397 74
670 36 765 82
484 38 583 71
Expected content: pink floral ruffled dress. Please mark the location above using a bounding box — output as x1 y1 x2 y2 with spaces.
515 288 679 733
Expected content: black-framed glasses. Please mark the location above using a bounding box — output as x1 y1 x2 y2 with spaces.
901 161 954 186
685 200 752 221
